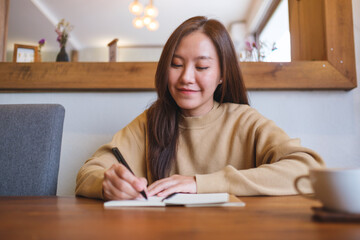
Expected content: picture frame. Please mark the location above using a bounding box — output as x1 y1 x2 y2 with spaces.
13 44 38 63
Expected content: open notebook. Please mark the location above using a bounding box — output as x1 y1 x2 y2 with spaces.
104 193 245 208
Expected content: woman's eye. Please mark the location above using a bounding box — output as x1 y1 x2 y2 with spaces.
171 63 182 68
196 66 209 70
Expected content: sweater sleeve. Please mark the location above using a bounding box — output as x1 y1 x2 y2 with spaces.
75 112 148 199
195 109 325 196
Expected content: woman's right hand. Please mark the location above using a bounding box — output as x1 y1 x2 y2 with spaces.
102 163 148 200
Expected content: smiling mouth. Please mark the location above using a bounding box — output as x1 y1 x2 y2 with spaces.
178 88 200 93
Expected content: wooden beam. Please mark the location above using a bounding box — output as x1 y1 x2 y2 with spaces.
241 61 353 90
0 0 9 62
0 0 356 91
0 61 354 92
0 62 157 91
288 0 327 61
324 0 357 86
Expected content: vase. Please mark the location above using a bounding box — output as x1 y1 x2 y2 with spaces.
56 46 69 62
37 50 42 62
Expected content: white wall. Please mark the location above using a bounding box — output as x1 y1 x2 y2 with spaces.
77 47 163 62
1 0 359 196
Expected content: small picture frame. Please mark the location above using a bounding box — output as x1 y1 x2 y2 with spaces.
13 44 38 63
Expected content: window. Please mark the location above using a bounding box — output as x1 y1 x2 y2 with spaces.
259 0 291 62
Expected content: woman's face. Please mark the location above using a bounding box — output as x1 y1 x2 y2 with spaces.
168 31 222 117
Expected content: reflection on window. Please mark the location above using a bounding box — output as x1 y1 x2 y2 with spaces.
259 0 291 62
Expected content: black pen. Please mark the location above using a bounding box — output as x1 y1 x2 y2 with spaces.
161 192 177 202
111 147 148 200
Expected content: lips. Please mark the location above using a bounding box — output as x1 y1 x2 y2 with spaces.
178 88 200 93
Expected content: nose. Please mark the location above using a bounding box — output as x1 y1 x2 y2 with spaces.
180 65 195 84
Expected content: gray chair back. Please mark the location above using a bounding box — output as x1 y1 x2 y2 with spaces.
0 104 65 196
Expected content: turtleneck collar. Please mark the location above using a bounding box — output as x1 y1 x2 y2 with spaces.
178 101 225 129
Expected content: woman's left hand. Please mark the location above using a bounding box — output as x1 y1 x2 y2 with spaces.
147 175 197 197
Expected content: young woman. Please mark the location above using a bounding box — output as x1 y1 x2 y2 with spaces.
76 16 324 200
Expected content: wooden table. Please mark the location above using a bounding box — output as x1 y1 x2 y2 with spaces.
0 196 359 240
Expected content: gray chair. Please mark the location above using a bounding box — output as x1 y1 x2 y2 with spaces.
0 104 65 196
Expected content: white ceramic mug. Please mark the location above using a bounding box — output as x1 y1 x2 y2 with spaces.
294 168 360 214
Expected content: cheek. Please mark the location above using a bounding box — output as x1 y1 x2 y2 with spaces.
199 72 220 90
168 70 178 86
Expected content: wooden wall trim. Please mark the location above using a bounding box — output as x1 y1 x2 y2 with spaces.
289 0 326 61
0 0 10 62
0 62 156 91
324 0 357 86
0 61 354 92
0 0 356 92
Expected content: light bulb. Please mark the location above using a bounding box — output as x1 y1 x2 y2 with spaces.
144 5 158 18
147 19 159 31
129 0 143 15
143 16 152 26
133 17 144 28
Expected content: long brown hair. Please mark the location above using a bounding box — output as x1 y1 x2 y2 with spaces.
147 16 249 181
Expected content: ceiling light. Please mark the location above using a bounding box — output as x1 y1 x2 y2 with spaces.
147 19 159 31
143 16 152 26
129 0 143 15
133 17 144 28
144 0 158 18
129 0 159 31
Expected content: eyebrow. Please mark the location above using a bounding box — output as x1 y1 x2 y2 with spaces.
173 54 214 61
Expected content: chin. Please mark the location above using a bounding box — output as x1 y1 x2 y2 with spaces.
177 104 196 112
174 99 197 109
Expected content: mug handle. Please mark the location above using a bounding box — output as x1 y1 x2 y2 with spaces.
294 175 315 199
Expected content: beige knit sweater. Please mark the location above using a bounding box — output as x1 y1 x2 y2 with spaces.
76 101 324 199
